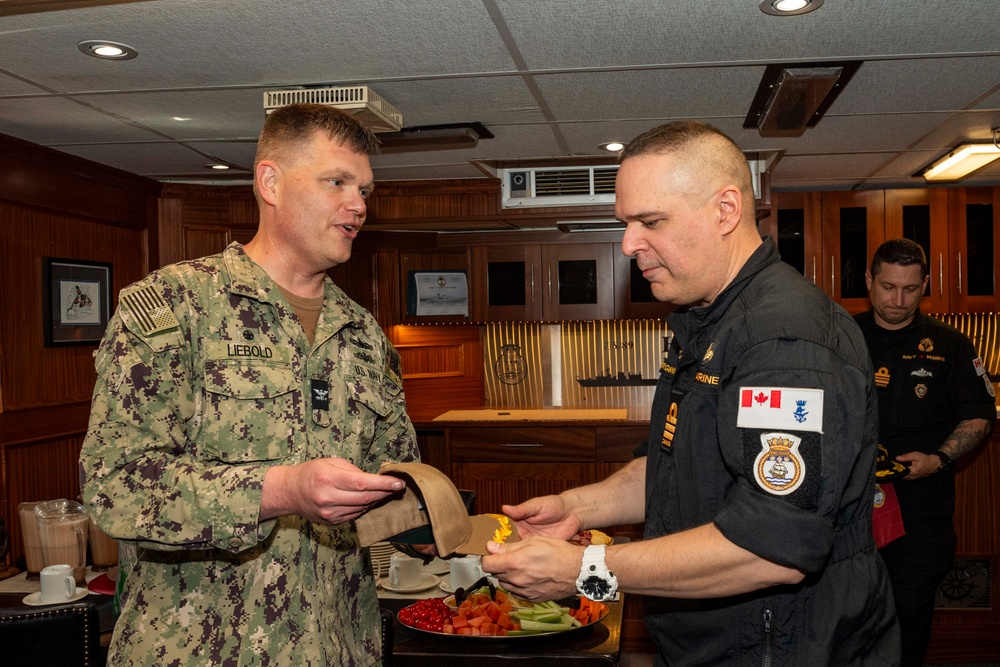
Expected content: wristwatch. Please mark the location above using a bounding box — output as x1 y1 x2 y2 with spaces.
576 544 618 602
933 450 953 474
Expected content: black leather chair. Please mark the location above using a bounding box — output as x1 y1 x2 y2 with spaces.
0 601 103 667
380 606 394 667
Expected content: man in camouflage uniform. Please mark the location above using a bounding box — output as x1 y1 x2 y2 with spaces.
80 103 419 666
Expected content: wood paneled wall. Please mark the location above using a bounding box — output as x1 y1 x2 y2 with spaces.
927 428 1000 661
0 132 156 568
390 325 484 422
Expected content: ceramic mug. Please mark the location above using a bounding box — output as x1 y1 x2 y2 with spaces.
39 564 77 604
388 553 422 589
449 554 484 591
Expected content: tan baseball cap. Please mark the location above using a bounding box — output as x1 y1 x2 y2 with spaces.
355 461 518 557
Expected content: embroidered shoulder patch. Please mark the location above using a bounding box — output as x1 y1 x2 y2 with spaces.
754 432 805 495
120 284 180 337
737 386 824 433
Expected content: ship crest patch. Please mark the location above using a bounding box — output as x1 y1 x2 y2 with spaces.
914 383 927 399
873 484 885 508
754 432 805 496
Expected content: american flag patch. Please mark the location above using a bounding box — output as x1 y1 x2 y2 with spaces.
120 285 179 337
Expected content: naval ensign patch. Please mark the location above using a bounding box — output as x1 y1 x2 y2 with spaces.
737 386 824 433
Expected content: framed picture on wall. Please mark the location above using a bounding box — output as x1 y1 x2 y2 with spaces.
42 257 113 346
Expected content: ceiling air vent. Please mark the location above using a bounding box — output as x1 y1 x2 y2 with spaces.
501 166 618 209
262 85 403 133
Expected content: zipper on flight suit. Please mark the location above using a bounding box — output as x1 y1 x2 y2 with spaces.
761 607 774 667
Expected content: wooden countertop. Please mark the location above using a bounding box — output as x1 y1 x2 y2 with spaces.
417 406 651 427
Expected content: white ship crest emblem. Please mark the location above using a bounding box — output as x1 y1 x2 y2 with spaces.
754 433 805 496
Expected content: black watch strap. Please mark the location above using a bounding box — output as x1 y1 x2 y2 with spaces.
933 450 953 473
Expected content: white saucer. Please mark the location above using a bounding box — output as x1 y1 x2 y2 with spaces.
22 587 89 606
422 558 450 575
380 573 440 594
439 580 456 594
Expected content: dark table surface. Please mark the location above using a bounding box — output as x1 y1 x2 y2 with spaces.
0 591 117 634
379 596 624 666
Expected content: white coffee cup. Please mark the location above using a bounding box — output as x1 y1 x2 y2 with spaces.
388 553 422 589
39 564 77 604
449 554 484 591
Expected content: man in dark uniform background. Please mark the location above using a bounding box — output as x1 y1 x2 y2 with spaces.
855 238 995 667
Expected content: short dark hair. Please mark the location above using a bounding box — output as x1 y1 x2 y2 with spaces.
254 102 380 170
618 120 754 214
871 238 928 279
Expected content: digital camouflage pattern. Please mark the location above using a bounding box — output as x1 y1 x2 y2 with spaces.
80 243 419 667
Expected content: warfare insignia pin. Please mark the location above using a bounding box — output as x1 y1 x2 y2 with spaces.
754 433 804 495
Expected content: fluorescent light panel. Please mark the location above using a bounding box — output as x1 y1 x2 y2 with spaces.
923 143 1000 182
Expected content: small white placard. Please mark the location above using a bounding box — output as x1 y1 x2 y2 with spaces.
411 272 469 316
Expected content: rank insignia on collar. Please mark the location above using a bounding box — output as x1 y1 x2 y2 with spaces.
754 433 804 496
311 379 330 410
918 338 934 353
914 383 927 399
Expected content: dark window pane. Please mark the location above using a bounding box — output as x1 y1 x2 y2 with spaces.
558 259 598 305
488 261 526 306
776 208 806 276
966 203 994 297
901 204 932 296
629 258 655 303
840 207 868 299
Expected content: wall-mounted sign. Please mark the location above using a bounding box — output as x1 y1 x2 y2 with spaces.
407 271 469 317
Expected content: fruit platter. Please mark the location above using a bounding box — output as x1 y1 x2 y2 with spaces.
396 580 609 638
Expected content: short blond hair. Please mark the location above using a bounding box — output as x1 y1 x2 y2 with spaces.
253 103 380 198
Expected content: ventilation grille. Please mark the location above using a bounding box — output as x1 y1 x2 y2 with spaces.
501 166 618 208
262 86 403 132
534 167 618 197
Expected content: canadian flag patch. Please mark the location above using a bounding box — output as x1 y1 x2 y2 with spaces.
737 386 824 433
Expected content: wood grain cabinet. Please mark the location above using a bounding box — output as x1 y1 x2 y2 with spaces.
820 190 887 314
473 243 618 321
885 188 950 313
947 186 1000 313
770 191 824 288
440 424 647 536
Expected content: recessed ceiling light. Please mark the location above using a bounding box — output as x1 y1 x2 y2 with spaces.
599 142 625 152
78 40 138 60
207 164 230 170
172 117 191 122
759 0 823 16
